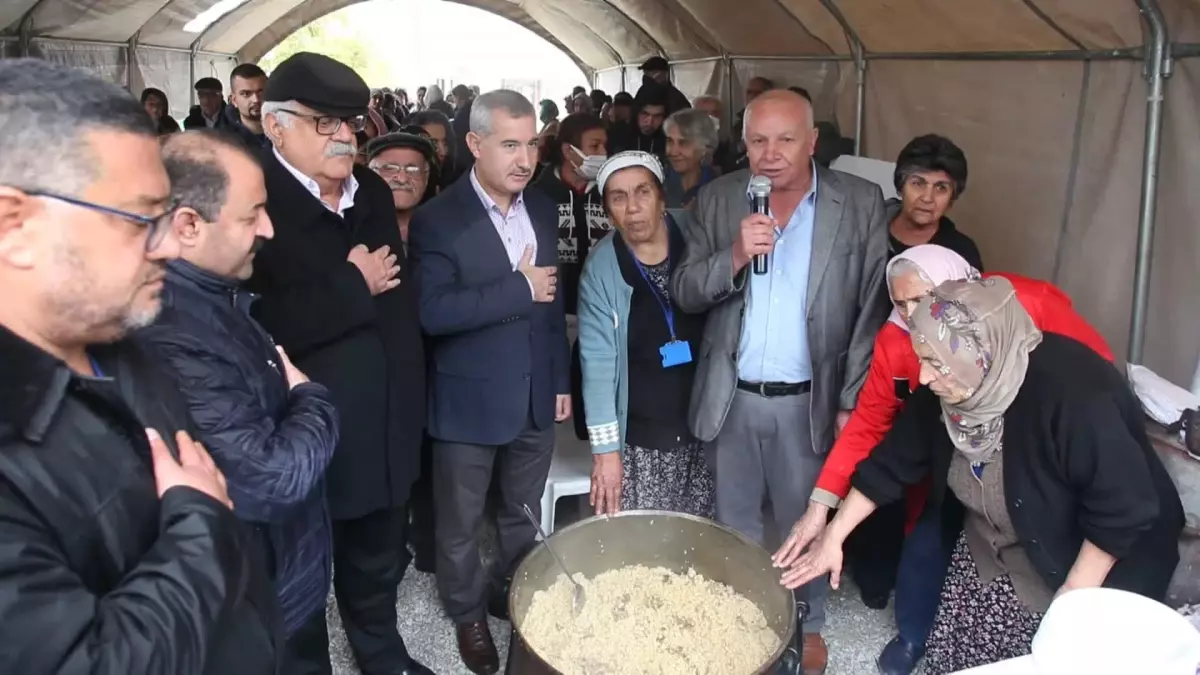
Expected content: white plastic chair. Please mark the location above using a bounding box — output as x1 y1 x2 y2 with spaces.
538 424 593 534
829 155 899 201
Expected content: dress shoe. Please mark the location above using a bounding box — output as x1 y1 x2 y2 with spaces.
398 658 436 675
803 634 828 675
456 621 499 675
876 635 922 675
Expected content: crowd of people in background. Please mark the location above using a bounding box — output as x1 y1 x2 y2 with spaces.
0 42 1186 675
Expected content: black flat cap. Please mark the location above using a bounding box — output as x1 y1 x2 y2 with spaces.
640 56 669 71
194 77 222 92
366 132 437 167
265 52 369 119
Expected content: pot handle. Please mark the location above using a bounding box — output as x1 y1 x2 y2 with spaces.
778 600 809 675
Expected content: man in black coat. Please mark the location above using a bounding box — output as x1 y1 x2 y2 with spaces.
0 59 279 674
249 52 430 675
184 76 234 131
410 89 570 675
136 131 341 664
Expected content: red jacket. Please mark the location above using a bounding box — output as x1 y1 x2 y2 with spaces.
813 273 1114 525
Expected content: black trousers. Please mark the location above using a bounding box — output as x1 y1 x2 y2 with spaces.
408 436 436 565
433 419 555 623
281 507 413 675
844 499 907 604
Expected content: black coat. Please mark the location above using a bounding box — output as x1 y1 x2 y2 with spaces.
853 333 1184 600
247 151 426 521
137 259 338 634
0 325 281 674
409 174 570 446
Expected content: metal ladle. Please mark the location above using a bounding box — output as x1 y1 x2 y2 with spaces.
521 503 586 615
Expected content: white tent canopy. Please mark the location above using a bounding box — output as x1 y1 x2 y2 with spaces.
2 0 1199 385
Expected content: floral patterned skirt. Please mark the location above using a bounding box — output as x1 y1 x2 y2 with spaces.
619 441 714 518
924 533 1045 674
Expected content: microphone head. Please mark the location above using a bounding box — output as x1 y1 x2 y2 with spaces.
749 175 772 198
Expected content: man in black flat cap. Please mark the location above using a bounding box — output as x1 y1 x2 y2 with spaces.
248 51 431 675
639 55 691 113
184 76 234 130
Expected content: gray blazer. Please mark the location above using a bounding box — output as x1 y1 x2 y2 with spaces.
669 166 889 454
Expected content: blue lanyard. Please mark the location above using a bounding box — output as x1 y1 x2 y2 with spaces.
631 255 675 341
88 353 104 378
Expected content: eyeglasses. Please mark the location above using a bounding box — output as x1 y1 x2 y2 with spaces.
26 189 175 252
369 163 428 178
278 109 367 136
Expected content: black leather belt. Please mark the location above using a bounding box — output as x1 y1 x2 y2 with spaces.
737 379 811 397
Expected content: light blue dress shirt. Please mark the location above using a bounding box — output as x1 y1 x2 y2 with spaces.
737 168 818 383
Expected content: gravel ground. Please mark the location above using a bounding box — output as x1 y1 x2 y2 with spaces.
325 503 903 675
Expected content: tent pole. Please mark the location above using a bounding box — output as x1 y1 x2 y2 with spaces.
853 48 866 154
1128 0 1171 364
126 32 139 92
815 1 867 153
190 44 199 107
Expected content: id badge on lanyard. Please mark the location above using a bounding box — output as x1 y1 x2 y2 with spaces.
632 256 692 369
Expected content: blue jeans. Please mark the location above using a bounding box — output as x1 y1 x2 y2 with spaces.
894 512 954 649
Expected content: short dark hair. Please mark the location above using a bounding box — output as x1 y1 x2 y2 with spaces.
613 92 633 106
161 130 260 222
141 87 168 106
194 77 223 93
229 63 266 86
409 110 455 156
554 113 606 166
893 134 969 200
750 76 776 89
0 59 155 195
788 86 812 103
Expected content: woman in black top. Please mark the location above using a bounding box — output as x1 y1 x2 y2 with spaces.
775 277 1183 674
578 151 712 518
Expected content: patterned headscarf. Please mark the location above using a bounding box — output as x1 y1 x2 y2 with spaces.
908 277 1042 463
885 244 980 331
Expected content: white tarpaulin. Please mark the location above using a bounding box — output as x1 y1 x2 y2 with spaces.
2 0 1199 385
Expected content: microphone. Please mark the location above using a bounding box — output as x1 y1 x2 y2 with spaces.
748 175 772 275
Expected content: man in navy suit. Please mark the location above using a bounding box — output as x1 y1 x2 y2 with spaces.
409 89 570 675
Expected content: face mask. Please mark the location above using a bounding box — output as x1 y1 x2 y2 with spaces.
570 145 607 181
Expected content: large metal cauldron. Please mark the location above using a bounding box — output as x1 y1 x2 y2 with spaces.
509 510 797 674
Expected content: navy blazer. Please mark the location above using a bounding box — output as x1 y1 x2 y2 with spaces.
410 173 570 446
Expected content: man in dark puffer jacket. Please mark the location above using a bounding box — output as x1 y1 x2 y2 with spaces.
136 130 339 658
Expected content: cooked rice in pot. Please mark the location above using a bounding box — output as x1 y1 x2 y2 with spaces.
522 565 779 675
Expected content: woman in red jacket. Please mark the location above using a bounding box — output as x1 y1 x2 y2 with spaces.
786 244 1113 675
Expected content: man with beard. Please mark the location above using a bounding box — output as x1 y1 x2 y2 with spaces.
607 84 668 165
251 52 430 675
227 63 270 149
136 130 340 669
0 59 279 674
366 131 437 251
410 89 569 675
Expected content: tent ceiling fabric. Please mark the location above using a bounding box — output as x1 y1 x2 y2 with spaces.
5 0 1199 71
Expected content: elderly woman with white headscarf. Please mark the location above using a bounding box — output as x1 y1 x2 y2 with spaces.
578 151 713 518
775 276 1184 674
662 108 719 209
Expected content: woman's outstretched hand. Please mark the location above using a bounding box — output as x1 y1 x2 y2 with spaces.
772 504 830 569
778 536 844 591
